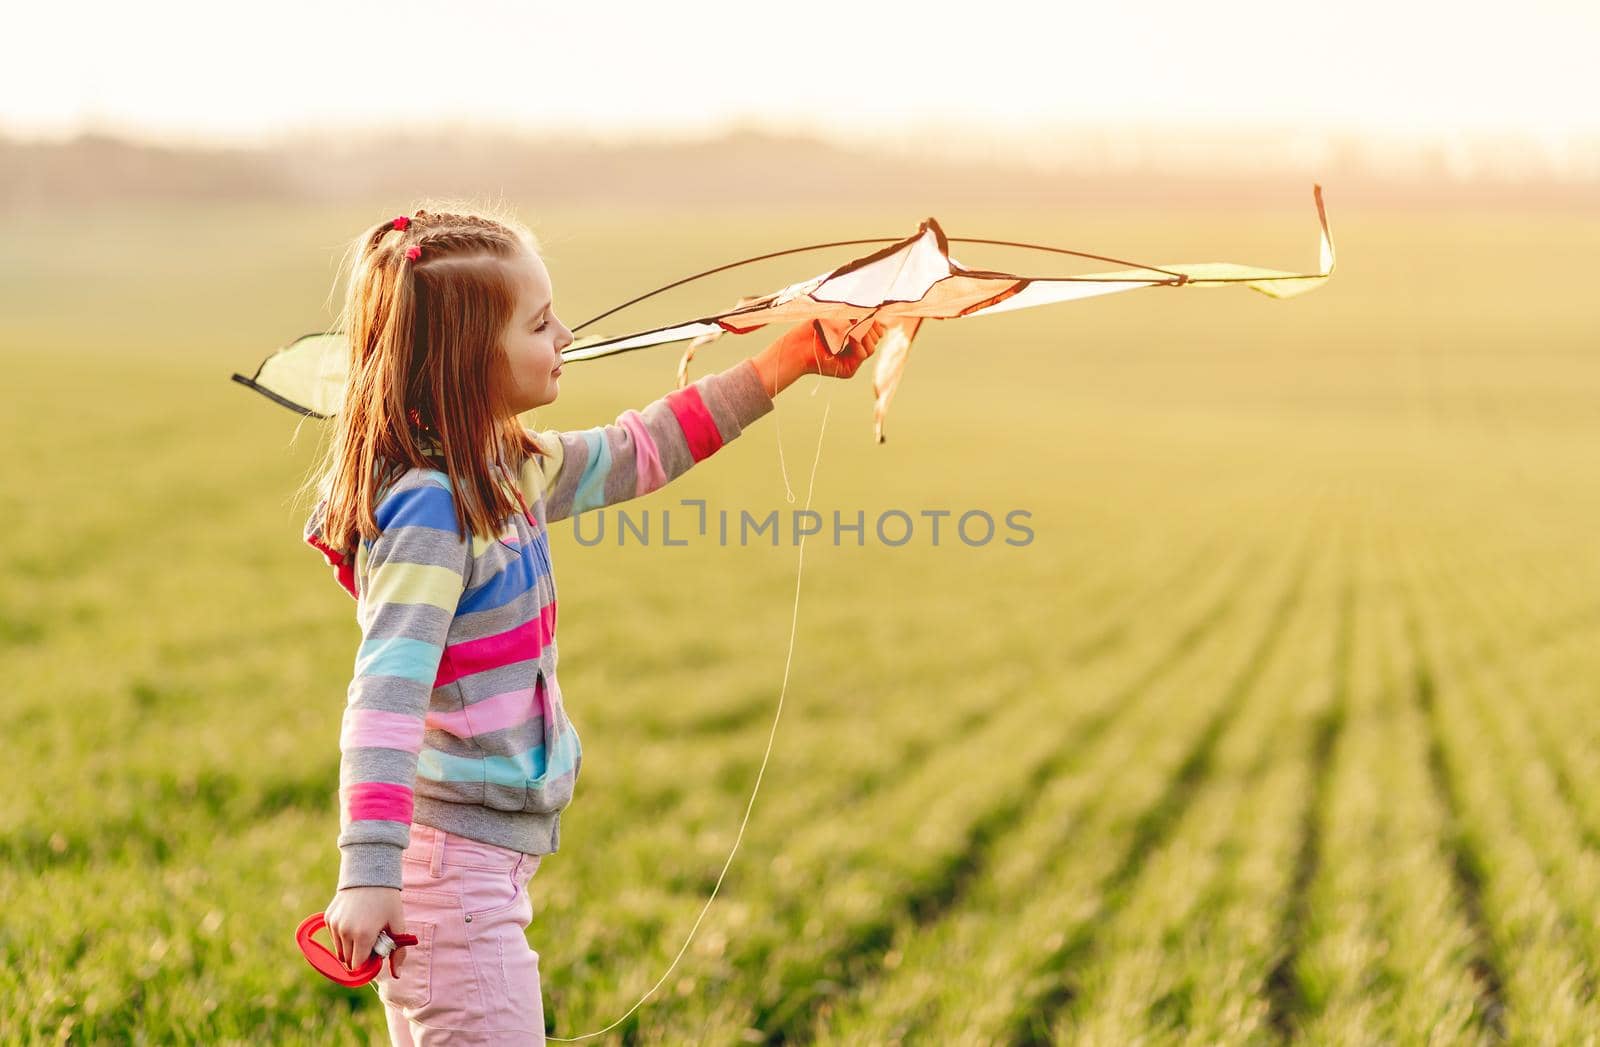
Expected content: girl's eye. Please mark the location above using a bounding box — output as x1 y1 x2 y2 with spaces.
536 319 550 332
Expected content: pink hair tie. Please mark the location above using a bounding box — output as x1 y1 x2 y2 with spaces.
391 215 411 231
405 246 422 262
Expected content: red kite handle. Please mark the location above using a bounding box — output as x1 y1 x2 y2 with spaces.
296 911 418 987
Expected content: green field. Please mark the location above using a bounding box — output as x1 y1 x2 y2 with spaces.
3 200 1599 1044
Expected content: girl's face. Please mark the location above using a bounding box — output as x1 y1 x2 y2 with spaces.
498 249 572 417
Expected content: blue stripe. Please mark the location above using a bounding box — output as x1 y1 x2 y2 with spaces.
375 480 459 534
459 535 550 615
571 428 612 515
415 728 581 786
355 635 445 682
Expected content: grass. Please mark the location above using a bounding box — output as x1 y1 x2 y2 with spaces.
3 197 1599 1044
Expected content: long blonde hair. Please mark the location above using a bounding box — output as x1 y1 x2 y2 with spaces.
304 201 546 554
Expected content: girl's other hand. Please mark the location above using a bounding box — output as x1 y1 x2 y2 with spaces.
325 885 410 977
753 317 885 397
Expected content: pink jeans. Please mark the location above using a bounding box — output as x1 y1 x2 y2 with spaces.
374 821 546 1045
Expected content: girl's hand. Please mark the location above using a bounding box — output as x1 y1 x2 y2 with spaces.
325 885 410 977
752 317 885 398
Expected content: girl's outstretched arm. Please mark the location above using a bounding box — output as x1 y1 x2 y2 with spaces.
525 318 881 523
525 356 770 524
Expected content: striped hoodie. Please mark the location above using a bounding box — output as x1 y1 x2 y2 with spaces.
304 358 775 890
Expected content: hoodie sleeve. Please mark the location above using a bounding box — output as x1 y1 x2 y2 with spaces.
334 479 471 891
525 356 775 524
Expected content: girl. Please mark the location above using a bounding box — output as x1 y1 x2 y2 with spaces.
301 204 883 1045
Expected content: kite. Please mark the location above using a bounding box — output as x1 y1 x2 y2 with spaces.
231 185 1334 441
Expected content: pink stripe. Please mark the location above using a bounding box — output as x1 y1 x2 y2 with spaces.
435 600 557 687
427 680 546 737
341 708 424 753
664 385 724 462
345 781 414 823
618 409 668 496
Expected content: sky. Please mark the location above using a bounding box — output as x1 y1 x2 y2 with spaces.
5 0 1598 150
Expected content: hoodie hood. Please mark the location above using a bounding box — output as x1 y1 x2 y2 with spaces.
304 495 360 600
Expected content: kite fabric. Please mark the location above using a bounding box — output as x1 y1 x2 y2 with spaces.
231 185 1335 441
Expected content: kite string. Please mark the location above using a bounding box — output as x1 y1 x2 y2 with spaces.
773 398 797 504
547 370 833 1041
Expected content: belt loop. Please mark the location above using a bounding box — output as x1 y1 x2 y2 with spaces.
429 825 444 878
